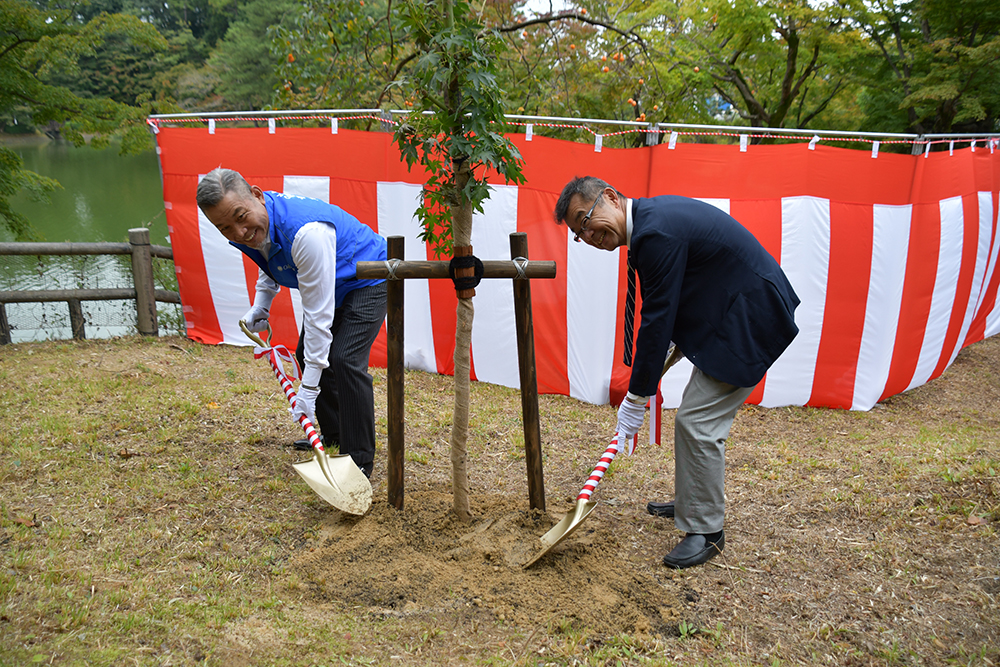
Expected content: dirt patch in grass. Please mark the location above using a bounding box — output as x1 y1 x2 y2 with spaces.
2 334 998 665
293 488 682 637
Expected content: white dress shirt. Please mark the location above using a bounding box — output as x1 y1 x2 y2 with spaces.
251 221 338 387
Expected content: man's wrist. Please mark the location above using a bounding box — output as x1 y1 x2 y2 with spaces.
254 289 277 310
624 392 648 406
301 364 324 388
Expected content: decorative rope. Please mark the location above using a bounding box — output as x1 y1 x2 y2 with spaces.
511 256 529 280
148 114 396 129
383 258 402 280
147 114 996 152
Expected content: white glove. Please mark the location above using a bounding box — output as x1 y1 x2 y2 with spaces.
292 384 320 426
616 395 646 447
241 303 270 333
614 431 638 457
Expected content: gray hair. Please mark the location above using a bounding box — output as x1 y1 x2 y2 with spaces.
196 167 253 211
553 176 623 224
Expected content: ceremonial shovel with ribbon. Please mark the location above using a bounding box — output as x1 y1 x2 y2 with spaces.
240 320 372 515
524 345 683 567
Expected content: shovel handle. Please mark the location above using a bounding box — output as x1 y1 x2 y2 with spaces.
240 320 326 454
577 347 682 501
576 434 632 501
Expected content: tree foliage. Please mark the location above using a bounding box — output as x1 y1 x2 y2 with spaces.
209 0 298 110
845 0 1000 134
393 0 525 254
487 0 861 134
271 0 407 110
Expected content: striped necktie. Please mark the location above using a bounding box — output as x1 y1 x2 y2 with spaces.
623 252 636 366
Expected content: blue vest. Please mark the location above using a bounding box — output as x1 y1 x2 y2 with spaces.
231 192 386 308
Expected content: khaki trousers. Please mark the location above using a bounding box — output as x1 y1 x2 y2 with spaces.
673 366 754 534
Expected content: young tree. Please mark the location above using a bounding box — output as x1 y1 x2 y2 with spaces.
393 0 525 521
0 0 165 239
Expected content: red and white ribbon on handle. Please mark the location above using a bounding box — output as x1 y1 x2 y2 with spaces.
253 344 301 382
577 432 637 501
254 344 325 454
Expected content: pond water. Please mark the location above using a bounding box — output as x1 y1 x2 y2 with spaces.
0 135 179 343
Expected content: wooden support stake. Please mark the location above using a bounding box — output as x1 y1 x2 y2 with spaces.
386 236 405 510
359 236 558 512
510 233 545 511
68 298 86 340
129 228 158 336
0 303 10 345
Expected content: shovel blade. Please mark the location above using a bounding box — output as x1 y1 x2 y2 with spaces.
292 452 372 515
523 499 597 568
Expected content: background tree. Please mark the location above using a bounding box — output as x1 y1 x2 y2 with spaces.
209 0 298 110
1 0 166 239
663 0 854 130
488 0 858 135
272 0 409 111
490 1 692 140
845 0 1000 135
393 0 525 521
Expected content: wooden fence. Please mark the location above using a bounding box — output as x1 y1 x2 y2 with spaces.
0 228 180 345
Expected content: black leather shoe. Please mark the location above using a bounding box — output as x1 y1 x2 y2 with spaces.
647 500 675 518
357 462 372 479
292 438 313 451
662 530 724 569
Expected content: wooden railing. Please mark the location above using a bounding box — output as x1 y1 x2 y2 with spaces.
0 228 180 344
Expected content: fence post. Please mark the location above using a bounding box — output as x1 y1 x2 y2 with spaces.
67 298 86 340
129 228 158 336
0 303 10 345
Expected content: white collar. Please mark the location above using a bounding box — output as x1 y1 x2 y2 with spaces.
625 197 633 249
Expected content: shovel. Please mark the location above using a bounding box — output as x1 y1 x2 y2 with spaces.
524 345 683 568
240 320 372 515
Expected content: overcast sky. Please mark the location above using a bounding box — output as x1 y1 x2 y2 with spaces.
522 0 573 16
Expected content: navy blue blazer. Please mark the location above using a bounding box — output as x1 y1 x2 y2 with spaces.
628 195 800 395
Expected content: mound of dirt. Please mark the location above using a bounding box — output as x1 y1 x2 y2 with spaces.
291 488 684 635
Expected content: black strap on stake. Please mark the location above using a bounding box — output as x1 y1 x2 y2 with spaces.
448 255 484 293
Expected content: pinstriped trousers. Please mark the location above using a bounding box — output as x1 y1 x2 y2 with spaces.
673 366 755 535
296 282 387 469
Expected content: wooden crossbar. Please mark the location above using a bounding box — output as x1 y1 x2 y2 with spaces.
356 259 556 281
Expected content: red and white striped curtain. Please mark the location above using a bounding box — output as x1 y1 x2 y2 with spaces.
154 127 1000 410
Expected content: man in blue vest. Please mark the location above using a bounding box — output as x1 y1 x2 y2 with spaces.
196 168 387 479
555 175 799 569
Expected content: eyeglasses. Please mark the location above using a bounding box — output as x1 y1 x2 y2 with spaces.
574 192 603 243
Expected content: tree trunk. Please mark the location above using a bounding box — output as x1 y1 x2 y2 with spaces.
450 159 474 522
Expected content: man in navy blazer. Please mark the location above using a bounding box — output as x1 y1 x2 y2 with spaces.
555 176 799 569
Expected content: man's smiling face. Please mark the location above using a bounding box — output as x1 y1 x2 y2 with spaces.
204 185 270 249
565 187 626 251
